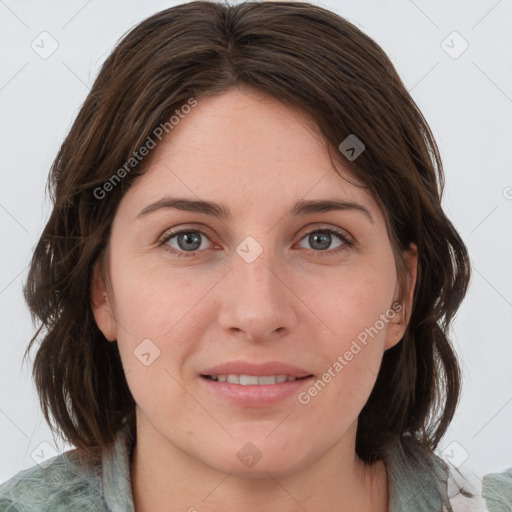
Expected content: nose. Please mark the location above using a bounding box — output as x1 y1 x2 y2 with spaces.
217 248 299 343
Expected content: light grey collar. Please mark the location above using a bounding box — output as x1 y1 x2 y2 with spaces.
102 426 451 512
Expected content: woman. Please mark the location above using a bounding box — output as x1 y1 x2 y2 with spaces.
0 1 507 510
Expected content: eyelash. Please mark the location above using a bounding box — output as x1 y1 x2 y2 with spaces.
158 226 354 258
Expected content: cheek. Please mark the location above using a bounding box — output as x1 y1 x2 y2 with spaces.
297 333 384 425
295 261 396 404
109 252 215 339
107 253 221 405
303 261 397 344
108 258 206 422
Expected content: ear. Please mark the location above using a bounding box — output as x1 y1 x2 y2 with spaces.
91 259 117 342
384 242 418 350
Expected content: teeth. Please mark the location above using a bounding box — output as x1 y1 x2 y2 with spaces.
258 375 279 385
239 375 259 385
208 374 302 385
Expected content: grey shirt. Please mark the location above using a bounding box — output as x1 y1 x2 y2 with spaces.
0 424 503 511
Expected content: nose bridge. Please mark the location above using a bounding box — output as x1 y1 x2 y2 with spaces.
217 238 298 340
232 239 284 304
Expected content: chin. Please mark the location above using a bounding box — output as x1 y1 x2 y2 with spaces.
198 441 310 479
215 457 305 479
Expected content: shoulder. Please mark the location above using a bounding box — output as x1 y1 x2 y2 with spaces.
385 435 451 511
482 466 512 511
385 436 488 512
0 498 21 511
0 447 104 512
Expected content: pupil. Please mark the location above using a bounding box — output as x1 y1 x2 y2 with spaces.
175 231 332 252
178 232 201 251
310 231 331 250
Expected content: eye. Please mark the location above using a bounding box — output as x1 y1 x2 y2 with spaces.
159 229 213 257
297 227 353 254
158 226 353 258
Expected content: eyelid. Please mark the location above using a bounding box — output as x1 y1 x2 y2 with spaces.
295 222 353 243
157 222 355 258
157 224 216 246
158 222 353 242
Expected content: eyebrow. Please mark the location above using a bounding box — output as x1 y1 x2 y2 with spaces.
136 197 374 223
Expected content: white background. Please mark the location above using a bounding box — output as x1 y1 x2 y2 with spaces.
1 0 511 491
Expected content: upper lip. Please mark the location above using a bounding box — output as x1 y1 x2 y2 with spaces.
200 361 313 378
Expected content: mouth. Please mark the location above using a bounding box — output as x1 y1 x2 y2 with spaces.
200 374 314 385
198 361 315 406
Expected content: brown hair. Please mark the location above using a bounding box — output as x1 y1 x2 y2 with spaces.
23 0 470 466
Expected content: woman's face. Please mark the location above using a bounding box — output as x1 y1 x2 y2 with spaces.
92 87 416 476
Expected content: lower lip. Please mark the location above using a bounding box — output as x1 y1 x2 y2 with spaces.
199 376 314 407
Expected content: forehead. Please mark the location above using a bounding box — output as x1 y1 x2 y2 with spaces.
121 87 378 220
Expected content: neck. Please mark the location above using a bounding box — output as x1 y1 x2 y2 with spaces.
131 415 388 512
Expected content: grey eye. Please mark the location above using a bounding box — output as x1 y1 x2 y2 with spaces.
166 231 208 252
298 230 345 251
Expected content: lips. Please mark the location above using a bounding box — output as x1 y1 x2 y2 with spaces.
203 374 310 385
199 361 315 407
200 361 314 382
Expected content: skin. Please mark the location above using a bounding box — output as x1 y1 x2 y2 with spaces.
92 86 418 512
